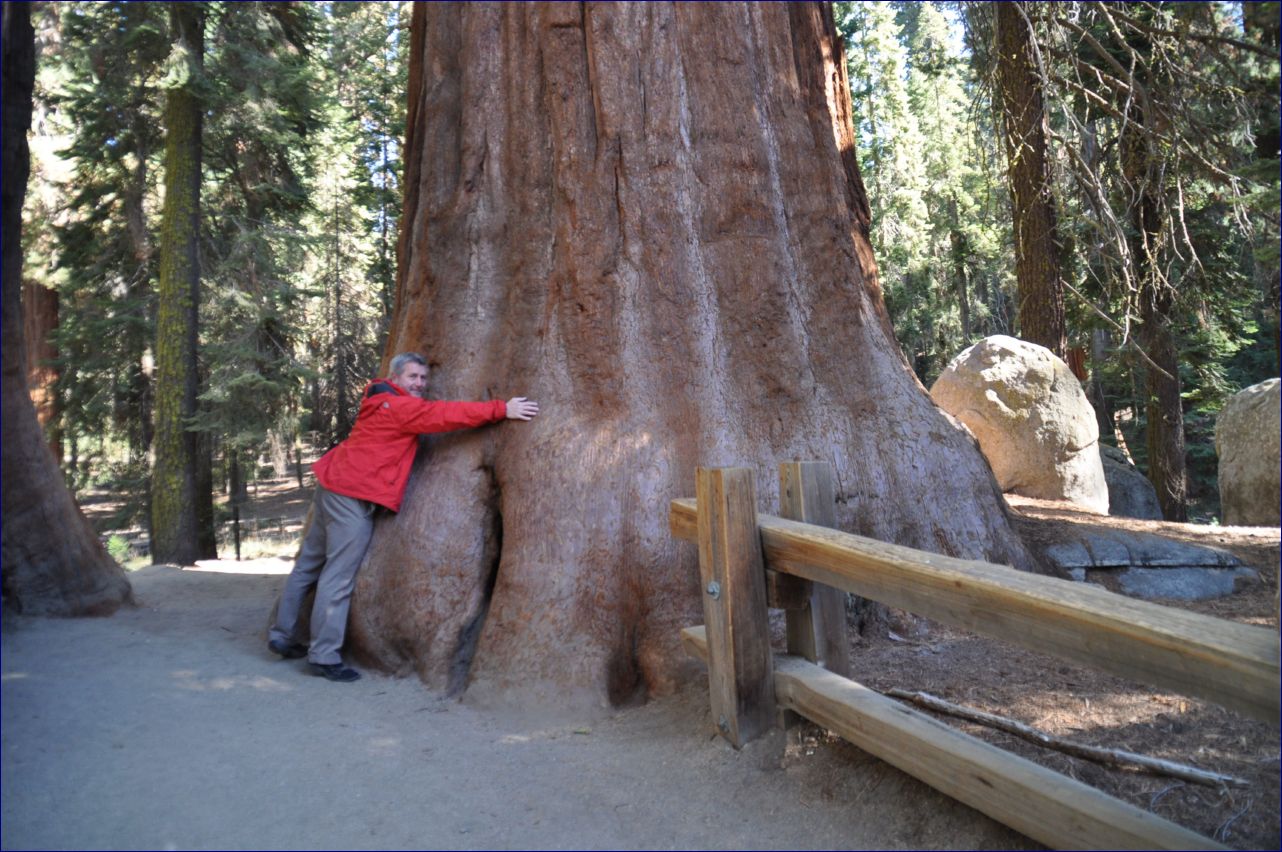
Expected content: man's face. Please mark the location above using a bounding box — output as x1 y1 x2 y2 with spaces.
395 363 429 398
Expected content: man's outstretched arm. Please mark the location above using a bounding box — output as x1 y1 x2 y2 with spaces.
393 396 540 434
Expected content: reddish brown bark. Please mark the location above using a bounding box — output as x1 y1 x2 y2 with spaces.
993 1 1067 359
2 2 132 616
22 278 60 460
351 2 1035 712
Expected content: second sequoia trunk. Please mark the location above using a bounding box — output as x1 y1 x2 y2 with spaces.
349 2 1036 711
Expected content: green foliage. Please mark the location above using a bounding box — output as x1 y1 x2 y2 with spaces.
1036 1 1280 516
105 534 130 563
41 2 169 475
28 0 1275 528
836 1 1276 517
195 1 324 455
297 1 410 444
835 1 1013 383
31 1 410 535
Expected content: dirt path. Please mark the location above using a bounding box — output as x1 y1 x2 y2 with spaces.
2 560 1033 851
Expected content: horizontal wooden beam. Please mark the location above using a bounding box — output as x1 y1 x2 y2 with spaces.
672 499 1280 723
680 627 1223 851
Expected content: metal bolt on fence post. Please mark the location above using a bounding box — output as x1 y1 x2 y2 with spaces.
706 581 721 599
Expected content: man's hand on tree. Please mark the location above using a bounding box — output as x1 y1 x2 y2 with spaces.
505 397 539 421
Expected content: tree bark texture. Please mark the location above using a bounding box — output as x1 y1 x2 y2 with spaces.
2 2 132 616
1122 98 1187 521
1137 277 1188 522
151 2 212 563
22 278 61 460
352 2 1037 712
992 1 1067 359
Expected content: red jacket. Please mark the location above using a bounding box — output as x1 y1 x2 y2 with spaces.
313 379 507 511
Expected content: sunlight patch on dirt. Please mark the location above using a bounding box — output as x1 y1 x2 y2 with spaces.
187 557 293 575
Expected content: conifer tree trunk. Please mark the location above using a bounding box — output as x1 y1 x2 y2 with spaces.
1122 108 1188 522
2 2 132 615
992 1 1067 358
1137 282 1186 521
151 2 213 563
22 279 60 461
350 2 1036 712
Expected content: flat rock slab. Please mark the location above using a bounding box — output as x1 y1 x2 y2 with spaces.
1102 566 1261 601
1027 524 1258 601
1042 526 1242 569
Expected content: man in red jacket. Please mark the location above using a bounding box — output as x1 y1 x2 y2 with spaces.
268 352 539 682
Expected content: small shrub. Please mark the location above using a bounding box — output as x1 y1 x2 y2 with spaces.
106 534 131 563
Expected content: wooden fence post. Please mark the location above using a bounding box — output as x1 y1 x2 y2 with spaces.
778 461 851 677
696 466 776 747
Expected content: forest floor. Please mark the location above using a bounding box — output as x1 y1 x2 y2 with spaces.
3 470 1278 849
849 496 1280 849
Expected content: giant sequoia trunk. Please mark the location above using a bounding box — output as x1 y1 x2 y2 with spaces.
2 2 132 615
350 2 1036 712
992 1 1067 359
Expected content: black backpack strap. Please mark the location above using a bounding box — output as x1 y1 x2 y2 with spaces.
365 381 398 399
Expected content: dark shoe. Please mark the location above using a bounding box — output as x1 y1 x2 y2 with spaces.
268 638 307 659
309 662 361 682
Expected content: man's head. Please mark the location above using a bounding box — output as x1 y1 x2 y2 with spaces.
389 352 428 398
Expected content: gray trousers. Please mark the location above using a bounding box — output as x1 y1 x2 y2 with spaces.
270 485 376 665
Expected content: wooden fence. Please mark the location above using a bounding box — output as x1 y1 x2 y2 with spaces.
670 463 1281 851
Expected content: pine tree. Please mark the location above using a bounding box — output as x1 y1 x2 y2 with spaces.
300 1 409 445
47 2 169 504
196 1 323 485
837 2 1011 381
151 0 211 563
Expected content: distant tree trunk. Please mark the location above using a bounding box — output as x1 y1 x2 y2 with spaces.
2 2 132 615
151 2 213 563
1088 328 1115 443
949 208 972 341
22 278 60 461
195 426 217 557
121 140 154 467
1121 100 1187 521
992 1 1066 358
351 2 1037 713
1138 284 1186 521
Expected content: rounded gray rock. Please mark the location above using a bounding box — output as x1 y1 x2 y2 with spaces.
1215 378 1280 526
1099 445 1162 520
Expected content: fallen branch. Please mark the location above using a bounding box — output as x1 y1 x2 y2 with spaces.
884 688 1248 789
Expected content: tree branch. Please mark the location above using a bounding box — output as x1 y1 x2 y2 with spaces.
1106 4 1280 61
884 689 1248 789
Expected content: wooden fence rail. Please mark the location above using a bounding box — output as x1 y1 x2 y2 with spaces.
670 498 1280 724
672 463 1280 850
